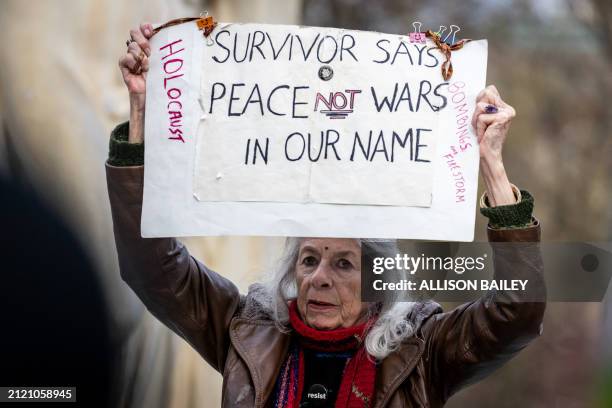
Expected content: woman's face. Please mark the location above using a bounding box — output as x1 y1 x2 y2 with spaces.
295 238 366 330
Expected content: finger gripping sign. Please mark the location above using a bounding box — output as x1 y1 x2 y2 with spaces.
142 22 487 240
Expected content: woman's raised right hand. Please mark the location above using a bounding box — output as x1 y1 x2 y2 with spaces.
119 23 153 143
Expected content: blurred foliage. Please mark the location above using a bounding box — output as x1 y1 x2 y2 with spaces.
595 367 612 407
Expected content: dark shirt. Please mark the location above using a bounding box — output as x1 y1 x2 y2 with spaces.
300 349 355 407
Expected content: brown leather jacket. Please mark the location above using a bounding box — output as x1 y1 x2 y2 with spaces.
106 162 546 408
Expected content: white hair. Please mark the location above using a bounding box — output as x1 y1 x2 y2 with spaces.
254 237 420 360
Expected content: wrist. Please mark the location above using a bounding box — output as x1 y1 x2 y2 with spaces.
480 158 515 206
128 94 145 144
129 93 145 112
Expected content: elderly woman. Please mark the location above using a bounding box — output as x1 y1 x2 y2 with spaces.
107 23 545 407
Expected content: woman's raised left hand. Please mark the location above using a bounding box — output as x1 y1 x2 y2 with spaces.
472 85 517 207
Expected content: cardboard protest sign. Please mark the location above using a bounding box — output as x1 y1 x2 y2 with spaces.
141 22 487 240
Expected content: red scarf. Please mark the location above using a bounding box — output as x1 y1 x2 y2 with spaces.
272 301 377 408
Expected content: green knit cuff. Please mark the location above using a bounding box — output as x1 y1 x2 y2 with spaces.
108 121 144 166
480 189 534 229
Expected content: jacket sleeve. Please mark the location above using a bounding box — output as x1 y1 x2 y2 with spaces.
421 219 546 404
105 161 242 373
